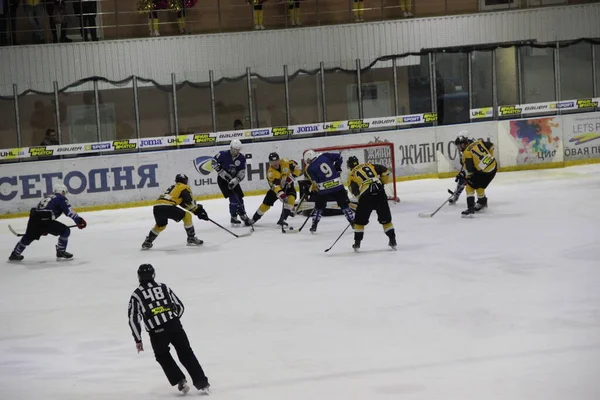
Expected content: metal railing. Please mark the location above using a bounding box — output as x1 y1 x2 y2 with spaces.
0 38 599 163
1 0 598 46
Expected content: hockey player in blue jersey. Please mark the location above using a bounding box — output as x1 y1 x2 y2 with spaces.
304 150 354 233
9 183 87 262
211 139 252 227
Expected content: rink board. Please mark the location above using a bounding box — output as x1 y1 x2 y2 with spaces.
1 113 600 216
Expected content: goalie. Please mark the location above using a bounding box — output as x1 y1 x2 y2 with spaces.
346 156 397 251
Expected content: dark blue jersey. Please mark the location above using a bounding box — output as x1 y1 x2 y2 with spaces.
305 152 345 194
35 193 81 222
211 150 247 181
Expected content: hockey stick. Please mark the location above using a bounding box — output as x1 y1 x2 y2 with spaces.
418 190 455 218
324 223 352 253
291 192 308 217
208 219 251 238
8 224 77 237
298 211 313 232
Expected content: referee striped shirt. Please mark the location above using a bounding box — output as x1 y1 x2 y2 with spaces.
128 281 185 343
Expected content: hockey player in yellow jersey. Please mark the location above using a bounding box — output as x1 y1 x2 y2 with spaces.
250 152 302 230
346 156 396 251
454 135 497 216
141 174 209 249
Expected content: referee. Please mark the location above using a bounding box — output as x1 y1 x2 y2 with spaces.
128 264 210 395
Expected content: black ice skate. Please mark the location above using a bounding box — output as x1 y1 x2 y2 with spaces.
196 382 210 395
388 237 397 250
230 216 242 227
8 252 24 261
178 379 190 395
241 214 253 227
277 219 288 227
56 249 73 261
474 197 488 212
461 207 476 217
352 241 360 252
141 237 154 250
448 194 460 205
309 221 318 234
187 236 204 246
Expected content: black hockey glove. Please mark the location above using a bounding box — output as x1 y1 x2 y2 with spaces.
195 205 209 221
455 170 467 184
334 162 342 172
76 217 87 229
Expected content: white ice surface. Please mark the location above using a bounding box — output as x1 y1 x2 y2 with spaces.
1 165 600 400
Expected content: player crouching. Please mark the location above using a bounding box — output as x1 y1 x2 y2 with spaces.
9 183 87 262
141 174 208 249
346 156 397 251
250 152 302 230
454 135 497 216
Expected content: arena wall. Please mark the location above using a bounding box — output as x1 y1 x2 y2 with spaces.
1 112 599 216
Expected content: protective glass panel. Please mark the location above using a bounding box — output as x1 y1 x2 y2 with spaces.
560 42 593 100
138 84 173 138
214 79 248 131
252 76 287 128
177 83 213 134
435 52 469 125
495 47 519 106
17 93 57 147
324 70 357 121
288 72 322 125
471 50 493 108
520 45 556 104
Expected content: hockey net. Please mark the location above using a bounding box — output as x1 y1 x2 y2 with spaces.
303 142 400 202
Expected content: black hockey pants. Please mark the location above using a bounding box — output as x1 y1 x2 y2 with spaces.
149 318 209 389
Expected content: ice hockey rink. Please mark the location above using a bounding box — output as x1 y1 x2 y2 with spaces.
1 164 599 400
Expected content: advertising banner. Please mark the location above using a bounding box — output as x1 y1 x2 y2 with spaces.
497 116 563 166
562 112 600 161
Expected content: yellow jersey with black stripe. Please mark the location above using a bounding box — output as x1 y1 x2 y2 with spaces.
267 159 302 194
462 139 497 175
156 182 197 212
347 163 391 199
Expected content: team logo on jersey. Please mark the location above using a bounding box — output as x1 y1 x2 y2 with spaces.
193 156 214 176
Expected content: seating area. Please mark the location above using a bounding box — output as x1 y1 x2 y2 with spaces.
1 0 596 46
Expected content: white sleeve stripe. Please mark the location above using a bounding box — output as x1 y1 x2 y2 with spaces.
169 288 184 317
128 296 143 342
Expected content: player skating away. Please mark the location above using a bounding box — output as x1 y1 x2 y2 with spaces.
211 139 252 227
8 183 87 262
141 174 208 249
346 156 397 251
454 135 497 216
303 150 354 233
250 152 302 229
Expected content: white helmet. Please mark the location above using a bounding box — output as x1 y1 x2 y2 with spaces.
230 139 242 151
304 149 317 164
53 183 68 195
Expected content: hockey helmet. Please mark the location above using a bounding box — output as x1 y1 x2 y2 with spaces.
230 139 242 150
137 264 156 283
304 149 317 165
347 156 359 170
175 173 189 185
268 152 280 162
454 134 473 150
53 183 68 195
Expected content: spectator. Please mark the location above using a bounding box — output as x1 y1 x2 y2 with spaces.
281 0 301 26
250 0 265 30
24 0 45 43
0 0 20 46
400 0 413 17
40 128 59 146
233 119 243 130
44 0 72 43
173 0 197 35
352 0 363 22
73 0 98 41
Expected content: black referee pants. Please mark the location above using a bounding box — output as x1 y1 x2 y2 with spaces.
149 318 209 389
